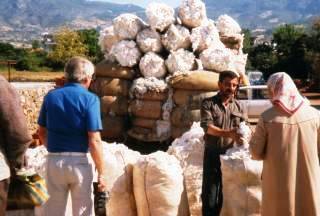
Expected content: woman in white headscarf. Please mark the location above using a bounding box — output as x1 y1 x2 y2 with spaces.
249 72 320 216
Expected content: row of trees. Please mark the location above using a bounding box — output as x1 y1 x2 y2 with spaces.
0 28 103 71
244 18 320 88
0 19 319 88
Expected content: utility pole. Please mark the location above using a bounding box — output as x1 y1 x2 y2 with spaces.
0 60 17 82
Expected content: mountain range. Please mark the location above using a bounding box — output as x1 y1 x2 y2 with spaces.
0 0 319 43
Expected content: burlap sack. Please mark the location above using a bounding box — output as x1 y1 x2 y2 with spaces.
95 60 136 80
171 107 200 128
133 90 168 101
90 77 130 97
129 100 162 119
127 127 169 142
171 126 190 139
173 89 217 108
100 96 128 116
102 143 141 216
168 71 219 91
133 151 188 216
219 35 243 52
101 115 126 139
132 117 157 129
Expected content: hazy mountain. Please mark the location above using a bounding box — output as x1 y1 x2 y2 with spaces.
0 0 319 43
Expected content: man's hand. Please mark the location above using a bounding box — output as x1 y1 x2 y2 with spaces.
97 175 107 192
228 128 242 144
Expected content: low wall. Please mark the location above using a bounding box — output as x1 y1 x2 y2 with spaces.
12 82 55 134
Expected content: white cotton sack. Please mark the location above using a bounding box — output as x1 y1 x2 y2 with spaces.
165 49 195 74
113 13 145 40
136 28 163 53
161 24 191 51
220 148 262 216
200 47 236 73
146 2 175 32
102 142 141 216
167 122 205 216
111 40 141 67
178 0 207 28
133 151 186 216
232 53 248 75
216 14 242 36
130 77 168 99
190 21 225 52
139 52 167 78
99 25 120 53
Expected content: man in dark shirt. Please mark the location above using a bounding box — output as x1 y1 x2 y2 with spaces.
200 71 248 216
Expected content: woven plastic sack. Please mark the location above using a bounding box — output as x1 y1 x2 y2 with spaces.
129 100 162 120
102 143 141 216
173 89 217 107
178 0 207 28
111 40 141 67
162 24 191 51
136 28 163 53
165 49 195 74
133 151 188 216
171 107 200 128
167 122 205 216
113 13 144 40
220 147 262 216
139 52 167 78
146 2 175 32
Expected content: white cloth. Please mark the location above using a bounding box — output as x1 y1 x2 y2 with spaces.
267 72 304 115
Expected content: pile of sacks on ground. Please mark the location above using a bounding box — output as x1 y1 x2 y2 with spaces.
24 122 262 216
93 0 249 142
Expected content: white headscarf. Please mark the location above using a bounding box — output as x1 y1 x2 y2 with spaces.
267 72 304 115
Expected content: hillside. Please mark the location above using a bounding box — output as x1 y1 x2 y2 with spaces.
0 0 319 43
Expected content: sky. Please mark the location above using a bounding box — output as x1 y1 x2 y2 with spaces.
92 0 181 8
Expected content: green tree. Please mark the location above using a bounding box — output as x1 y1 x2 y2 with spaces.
78 29 103 63
249 43 278 78
48 28 87 69
32 40 41 49
306 17 320 90
272 24 310 79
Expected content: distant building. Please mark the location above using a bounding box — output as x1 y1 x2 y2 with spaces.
41 32 55 51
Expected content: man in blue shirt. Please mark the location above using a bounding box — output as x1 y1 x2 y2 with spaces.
38 57 106 216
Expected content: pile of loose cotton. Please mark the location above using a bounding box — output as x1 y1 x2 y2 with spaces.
97 0 249 142
168 122 205 216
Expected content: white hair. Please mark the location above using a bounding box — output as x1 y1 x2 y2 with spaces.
64 57 95 82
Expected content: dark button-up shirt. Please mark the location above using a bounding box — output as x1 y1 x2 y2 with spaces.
200 93 247 154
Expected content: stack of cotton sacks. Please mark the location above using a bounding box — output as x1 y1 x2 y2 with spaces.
98 0 249 141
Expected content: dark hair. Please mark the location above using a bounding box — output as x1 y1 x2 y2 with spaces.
218 70 239 83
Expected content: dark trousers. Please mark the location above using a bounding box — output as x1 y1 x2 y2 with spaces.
201 147 223 216
0 178 9 216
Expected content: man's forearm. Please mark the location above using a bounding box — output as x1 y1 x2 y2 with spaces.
88 132 105 177
38 126 47 147
207 124 233 138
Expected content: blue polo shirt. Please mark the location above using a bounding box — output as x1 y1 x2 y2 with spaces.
38 83 102 153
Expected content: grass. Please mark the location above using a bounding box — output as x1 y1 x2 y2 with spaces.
0 69 63 82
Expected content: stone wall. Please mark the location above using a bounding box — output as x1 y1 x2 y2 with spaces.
13 82 55 134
